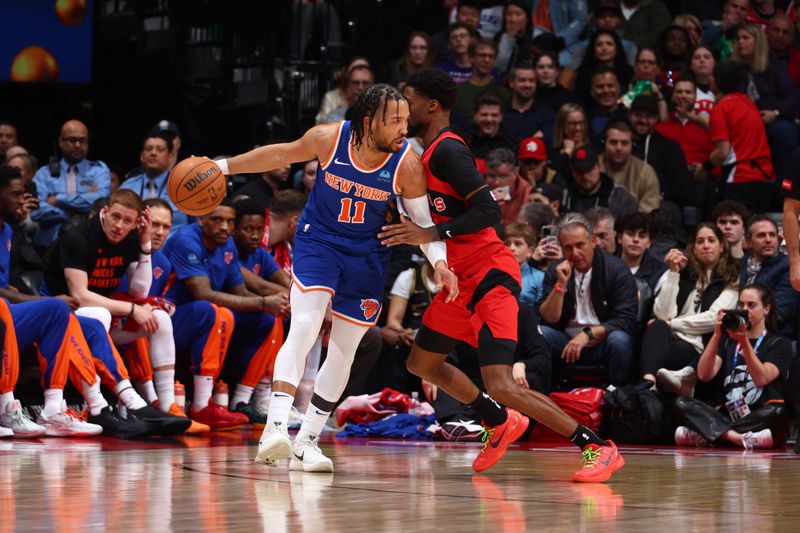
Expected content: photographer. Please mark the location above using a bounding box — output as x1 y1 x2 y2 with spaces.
639 223 740 393
672 284 792 449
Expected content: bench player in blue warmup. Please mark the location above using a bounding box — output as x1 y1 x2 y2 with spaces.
212 84 458 472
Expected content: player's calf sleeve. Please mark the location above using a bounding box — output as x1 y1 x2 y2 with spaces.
271 285 331 388
150 310 176 409
312 317 369 410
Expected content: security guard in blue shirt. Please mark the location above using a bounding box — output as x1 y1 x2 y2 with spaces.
30 119 111 247
120 132 193 235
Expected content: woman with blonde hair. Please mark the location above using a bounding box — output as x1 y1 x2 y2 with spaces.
315 55 370 124
548 103 589 178
732 22 799 181
674 14 703 47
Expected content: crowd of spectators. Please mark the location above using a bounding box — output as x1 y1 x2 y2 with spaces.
4 0 800 451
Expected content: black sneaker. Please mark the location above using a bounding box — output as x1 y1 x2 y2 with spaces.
234 402 268 425
128 404 192 436
88 406 149 438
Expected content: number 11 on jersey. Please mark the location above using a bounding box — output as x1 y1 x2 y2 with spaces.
338 197 366 224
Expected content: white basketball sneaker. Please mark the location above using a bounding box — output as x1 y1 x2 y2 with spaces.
35 401 103 437
289 434 333 473
0 426 11 438
255 421 292 466
674 426 710 447
0 400 46 438
742 429 773 450
657 366 697 397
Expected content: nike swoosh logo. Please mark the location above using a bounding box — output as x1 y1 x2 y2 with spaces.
599 452 614 467
489 427 507 448
445 230 453 239
334 157 351 166
313 409 327 416
294 451 304 461
273 393 292 398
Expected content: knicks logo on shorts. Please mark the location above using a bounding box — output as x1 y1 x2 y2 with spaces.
224 252 234 264
153 267 164 280
360 298 380 320
253 264 261 276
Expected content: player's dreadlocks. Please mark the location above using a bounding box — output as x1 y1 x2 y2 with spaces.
350 83 405 149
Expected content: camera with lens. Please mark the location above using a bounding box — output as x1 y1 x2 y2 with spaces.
722 309 750 331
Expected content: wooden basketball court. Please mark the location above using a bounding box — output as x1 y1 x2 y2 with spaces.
2 429 798 532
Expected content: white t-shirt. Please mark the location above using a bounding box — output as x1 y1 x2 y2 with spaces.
621 4 638 20
390 267 439 299
566 268 600 339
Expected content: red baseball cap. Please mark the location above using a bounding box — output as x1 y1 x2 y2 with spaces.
518 137 547 161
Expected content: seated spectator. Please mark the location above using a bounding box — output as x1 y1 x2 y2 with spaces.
620 0 673 49
521 201 562 267
528 183 563 218
539 214 638 386
647 205 681 261
485 148 531 224
120 132 192 234
517 137 566 189
467 92 516 158
493 0 533 77
323 65 374 123
531 0 587 52
702 0 748 61
502 222 544 306
640 223 740 390
431 1 481 61
534 51 577 113
436 23 475 84
766 15 800 88
674 13 703 48
615 211 668 319
709 60 775 212
30 119 111 248
654 78 712 171
511 305 554 394
740 214 798 339
732 23 799 182
714 199 750 260
628 47 665 95
585 206 617 254
629 95 694 210
673 284 792 449
657 25 692 91
389 31 436 90
567 30 634 101
586 67 629 149
315 56 370 125
6 153 37 190
689 44 717 119
599 121 661 213
453 37 509 128
549 102 590 178
747 0 785 29
236 160 291 210
560 1 637 71
562 145 638 218
0 120 18 162
503 64 554 147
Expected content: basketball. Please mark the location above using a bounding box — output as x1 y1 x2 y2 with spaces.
167 156 227 216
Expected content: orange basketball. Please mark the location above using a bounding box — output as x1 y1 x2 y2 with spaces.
168 157 227 216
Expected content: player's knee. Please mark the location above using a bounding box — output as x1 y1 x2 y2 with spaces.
153 309 173 334
76 307 112 331
406 352 434 379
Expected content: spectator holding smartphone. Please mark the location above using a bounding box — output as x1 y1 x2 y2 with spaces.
502 223 544 306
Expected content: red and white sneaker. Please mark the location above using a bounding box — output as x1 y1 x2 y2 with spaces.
35 402 103 437
472 407 529 473
571 440 625 483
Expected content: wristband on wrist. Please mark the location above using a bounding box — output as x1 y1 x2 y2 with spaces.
554 284 565 294
217 158 229 174
129 302 136 318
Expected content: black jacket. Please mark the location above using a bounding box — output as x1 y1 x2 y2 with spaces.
632 130 693 207
635 251 668 291
562 172 638 219
542 249 639 336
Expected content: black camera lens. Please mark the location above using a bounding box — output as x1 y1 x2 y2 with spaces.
722 310 748 331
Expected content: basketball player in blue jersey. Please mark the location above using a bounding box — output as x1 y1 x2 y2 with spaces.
212 84 458 472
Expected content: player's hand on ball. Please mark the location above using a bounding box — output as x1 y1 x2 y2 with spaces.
433 261 459 302
378 215 438 246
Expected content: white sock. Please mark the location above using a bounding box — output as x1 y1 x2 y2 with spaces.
0 391 14 414
254 378 272 412
82 378 109 416
115 380 147 410
297 400 331 441
154 370 175 411
230 384 254 410
43 389 64 416
193 375 214 410
136 380 159 404
266 391 294 429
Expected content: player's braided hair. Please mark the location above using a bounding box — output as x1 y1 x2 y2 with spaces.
350 83 404 149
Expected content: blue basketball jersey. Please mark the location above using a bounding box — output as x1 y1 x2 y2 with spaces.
239 247 280 280
300 120 410 241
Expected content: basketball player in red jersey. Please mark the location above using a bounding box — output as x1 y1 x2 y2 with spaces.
379 68 624 483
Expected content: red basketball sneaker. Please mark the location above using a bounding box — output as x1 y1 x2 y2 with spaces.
472 407 529 473
189 398 248 431
571 440 625 483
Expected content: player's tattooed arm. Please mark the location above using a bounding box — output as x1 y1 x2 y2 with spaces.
222 123 338 174
240 266 289 297
183 275 289 315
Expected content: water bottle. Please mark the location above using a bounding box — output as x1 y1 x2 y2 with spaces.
174 381 186 409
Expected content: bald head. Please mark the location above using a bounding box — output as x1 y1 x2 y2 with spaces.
58 119 89 164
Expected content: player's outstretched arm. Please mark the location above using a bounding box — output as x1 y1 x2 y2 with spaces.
220 123 339 175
